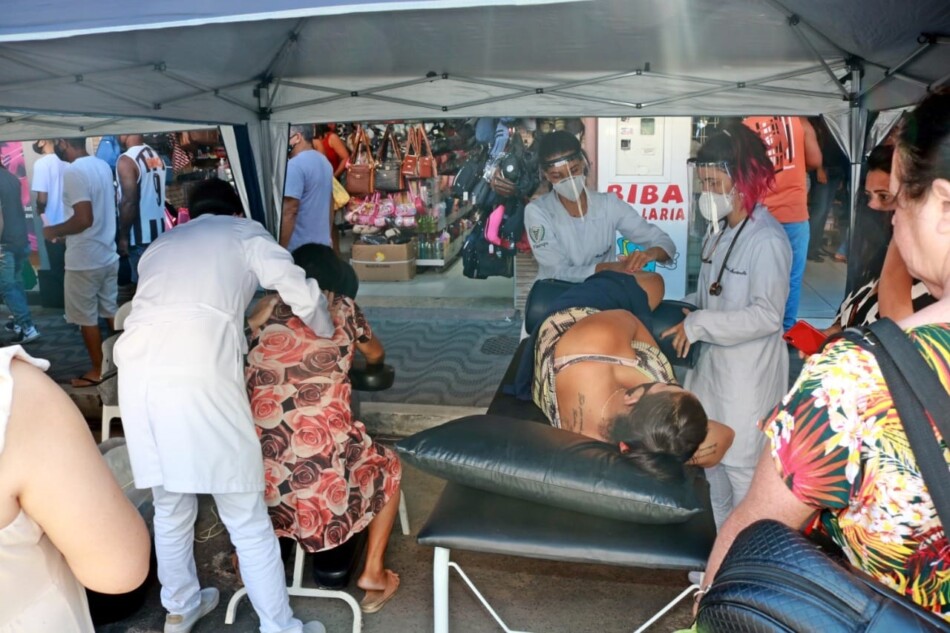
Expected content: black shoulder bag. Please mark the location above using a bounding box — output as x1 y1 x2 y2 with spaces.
697 318 950 633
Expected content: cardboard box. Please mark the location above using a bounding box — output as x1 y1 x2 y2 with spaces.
350 241 417 282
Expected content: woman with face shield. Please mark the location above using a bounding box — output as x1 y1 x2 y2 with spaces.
661 124 791 527
696 87 950 623
523 131 676 283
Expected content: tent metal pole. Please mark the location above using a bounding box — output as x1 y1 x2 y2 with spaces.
357 93 446 111
929 69 950 92
270 76 442 113
847 66 865 296
444 74 539 91
0 62 156 93
785 19 849 98
743 84 845 100
79 117 124 131
160 69 258 114
155 79 259 108
270 93 351 113
636 63 843 109
762 0 851 58
276 80 349 95
7 117 86 131
79 81 156 109
859 39 934 99
261 18 308 110
861 60 930 88
644 70 732 87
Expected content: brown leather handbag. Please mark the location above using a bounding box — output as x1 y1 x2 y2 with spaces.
415 124 437 179
344 126 375 195
375 125 405 192
401 126 420 179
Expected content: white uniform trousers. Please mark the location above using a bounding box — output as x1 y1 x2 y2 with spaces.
705 463 756 529
152 486 303 633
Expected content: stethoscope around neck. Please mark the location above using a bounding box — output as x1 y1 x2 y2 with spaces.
701 216 750 296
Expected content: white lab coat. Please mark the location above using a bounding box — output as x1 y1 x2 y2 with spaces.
682 205 792 469
114 214 333 494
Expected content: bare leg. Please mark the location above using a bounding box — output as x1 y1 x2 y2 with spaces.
76 324 103 382
356 486 401 590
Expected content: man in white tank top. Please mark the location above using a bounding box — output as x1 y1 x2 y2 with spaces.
117 134 166 287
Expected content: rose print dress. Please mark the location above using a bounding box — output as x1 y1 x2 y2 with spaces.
246 296 401 553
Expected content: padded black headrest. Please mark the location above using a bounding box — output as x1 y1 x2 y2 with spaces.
524 278 700 368
348 363 395 392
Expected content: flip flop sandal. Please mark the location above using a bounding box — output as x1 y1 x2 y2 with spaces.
71 375 104 388
360 570 400 614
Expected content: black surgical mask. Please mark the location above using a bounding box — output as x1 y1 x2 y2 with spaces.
32 141 44 154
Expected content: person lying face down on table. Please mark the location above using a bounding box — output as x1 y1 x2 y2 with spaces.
527 270 735 476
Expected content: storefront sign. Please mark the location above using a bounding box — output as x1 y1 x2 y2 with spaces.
598 117 692 297
606 184 686 221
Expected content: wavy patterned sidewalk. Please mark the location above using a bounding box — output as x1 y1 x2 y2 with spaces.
7 306 522 408
359 314 521 407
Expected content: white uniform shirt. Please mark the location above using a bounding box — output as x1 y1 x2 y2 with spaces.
30 153 66 225
682 205 792 469
114 214 333 494
525 190 676 282
60 156 119 271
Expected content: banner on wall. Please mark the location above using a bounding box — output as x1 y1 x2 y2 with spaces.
597 117 692 298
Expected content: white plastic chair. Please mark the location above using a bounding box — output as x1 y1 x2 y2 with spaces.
99 302 133 442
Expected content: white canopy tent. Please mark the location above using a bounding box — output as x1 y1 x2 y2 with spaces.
0 0 948 230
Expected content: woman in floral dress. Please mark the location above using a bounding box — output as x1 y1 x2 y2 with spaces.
246 244 401 614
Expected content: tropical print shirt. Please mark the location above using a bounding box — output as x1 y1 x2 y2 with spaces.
761 324 950 620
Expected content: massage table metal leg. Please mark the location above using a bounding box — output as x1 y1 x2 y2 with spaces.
631 583 701 633
433 547 451 633
433 546 532 633
398 492 410 536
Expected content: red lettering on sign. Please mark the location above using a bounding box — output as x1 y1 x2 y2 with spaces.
662 185 683 204
641 185 658 204
609 183 685 205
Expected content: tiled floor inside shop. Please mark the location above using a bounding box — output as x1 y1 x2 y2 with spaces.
6 255 846 633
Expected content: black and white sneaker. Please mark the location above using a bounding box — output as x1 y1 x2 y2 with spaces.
4 317 19 335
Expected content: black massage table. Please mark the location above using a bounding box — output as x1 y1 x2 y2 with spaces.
414 307 717 633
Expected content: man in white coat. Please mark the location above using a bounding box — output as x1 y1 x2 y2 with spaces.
115 179 332 633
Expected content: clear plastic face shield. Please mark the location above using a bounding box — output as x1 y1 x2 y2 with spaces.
688 160 737 236
541 150 589 209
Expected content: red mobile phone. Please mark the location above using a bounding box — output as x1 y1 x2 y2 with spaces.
783 320 826 356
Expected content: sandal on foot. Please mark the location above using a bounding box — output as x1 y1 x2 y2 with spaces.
71 375 104 388
360 570 400 614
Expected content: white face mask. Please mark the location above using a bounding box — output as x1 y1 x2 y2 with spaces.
698 190 736 226
553 174 587 202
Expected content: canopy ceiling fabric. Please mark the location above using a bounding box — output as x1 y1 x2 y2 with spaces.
0 0 947 143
